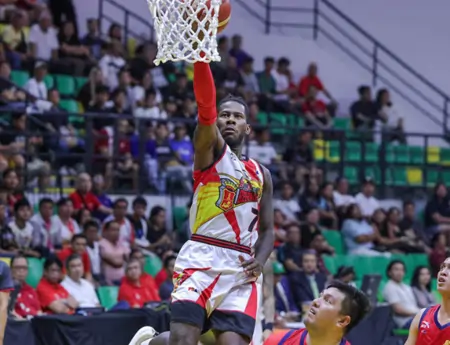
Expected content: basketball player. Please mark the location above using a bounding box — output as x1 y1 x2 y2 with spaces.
276 281 370 345
404 257 450 344
129 61 274 345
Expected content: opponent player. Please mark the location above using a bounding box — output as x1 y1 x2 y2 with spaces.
404 257 450 344
276 281 370 345
129 60 274 345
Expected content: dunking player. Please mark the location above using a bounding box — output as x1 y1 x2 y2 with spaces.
129 61 274 345
404 257 450 344
275 281 370 345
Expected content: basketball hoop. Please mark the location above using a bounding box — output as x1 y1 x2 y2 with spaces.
146 0 222 65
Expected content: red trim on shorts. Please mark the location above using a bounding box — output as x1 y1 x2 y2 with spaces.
196 274 221 308
191 234 251 255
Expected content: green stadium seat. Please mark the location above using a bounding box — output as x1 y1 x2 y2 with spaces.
256 112 268 126
59 99 78 113
344 142 361 162
363 142 379 162
333 118 351 131
440 148 450 166
369 256 390 276
343 166 358 184
173 206 187 230
409 146 425 164
269 113 288 135
364 166 380 184
326 141 340 163
322 255 336 274
10 70 29 87
385 145 395 163
74 76 88 93
322 230 345 255
144 255 162 277
426 169 440 187
26 258 43 288
433 289 442 304
390 167 407 186
44 75 54 89
97 286 119 309
394 145 410 164
55 74 76 96
442 171 450 184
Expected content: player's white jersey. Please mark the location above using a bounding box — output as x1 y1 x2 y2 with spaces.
190 145 264 248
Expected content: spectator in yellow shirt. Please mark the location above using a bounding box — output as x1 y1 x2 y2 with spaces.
3 10 29 70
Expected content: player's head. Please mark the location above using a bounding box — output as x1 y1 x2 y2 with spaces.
304 281 370 336
437 257 450 294
217 95 250 148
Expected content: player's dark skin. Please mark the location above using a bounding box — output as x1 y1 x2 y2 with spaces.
152 100 274 345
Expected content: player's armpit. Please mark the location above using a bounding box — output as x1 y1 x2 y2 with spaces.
254 166 275 267
404 308 425 345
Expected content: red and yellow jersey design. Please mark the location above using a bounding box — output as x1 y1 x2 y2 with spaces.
191 145 264 247
416 305 450 345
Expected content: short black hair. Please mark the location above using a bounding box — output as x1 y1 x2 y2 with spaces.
39 197 53 208
164 255 177 268
358 85 370 96
386 259 405 278
327 280 371 334
104 220 118 230
14 198 30 213
218 94 250 119
83 219 99 232
43 257 63 271
403 200 415 208
56 197 71 208
113 197 128 208
10 254 27 268
65 253 82 270
71 234 87 244
132 196 147 208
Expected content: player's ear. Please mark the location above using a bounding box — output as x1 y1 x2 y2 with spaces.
245 124 251 135
337 315 351 330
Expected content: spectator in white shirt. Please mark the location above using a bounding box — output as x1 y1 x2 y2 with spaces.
134 89 167 122
83 220 102 283
271 57 292 103
333 177 355 208
246 128 278 166
52 198 81 245
99 41 126 90
103 198 134 248
355 178 380 219
29 11 59 62
30 198 62 251
376 89 406 144
24 61 48 99
61 254 100 308
274 182 300 222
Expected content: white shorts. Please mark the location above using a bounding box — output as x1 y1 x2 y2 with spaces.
171 235 261 340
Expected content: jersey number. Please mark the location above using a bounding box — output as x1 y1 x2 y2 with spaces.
248 208 259 232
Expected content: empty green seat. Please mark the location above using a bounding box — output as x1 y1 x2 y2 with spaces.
333 118 351 131
26 258 43 288
409 146 425 164
97 286 118 309
364 166 380 184
384 145 395 163
394 145 410 164
55 74 75 96
44 75 54 89
440 148 450 165
322 255 336 274
173 206 187 230
256 112 268 126
10 70 29 87
389 167 407 186
363 142 379 162
345 142 361 162
344 166 358 184
59 99 78 113
74 76 88 93
426 169 440 187
442 171 450 184
269 113 288 135
327 141 341 163
322 230 345 255
144 255 163 277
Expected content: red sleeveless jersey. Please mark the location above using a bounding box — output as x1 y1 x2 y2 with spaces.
278 328 350 345
416 305 450 345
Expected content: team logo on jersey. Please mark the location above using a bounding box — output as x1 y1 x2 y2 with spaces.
216 174 261 212
420 320 430 334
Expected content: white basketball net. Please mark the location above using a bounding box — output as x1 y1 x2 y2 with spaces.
146 0 222 65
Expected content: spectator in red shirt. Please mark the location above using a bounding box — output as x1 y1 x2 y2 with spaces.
10 255 42 318
69 173 111 215
57 234 93 282
298 62 336 104
129 249 160 300
2 169 25 213
302 85 332 129
118 259 160 308
36 257 78 314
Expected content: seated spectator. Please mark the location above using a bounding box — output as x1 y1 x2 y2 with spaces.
92 174 113 211
0 61 26 105
10 255 42 318
9 199 43 258
127 197 150 249
36 257 78 314
153 249 176 288
273 209 287 248
0 113 28 172
350 86 378 138
410 266 435 309
341 203 386 256
298 62 336 105
429 233 449 276
382 260 420 329
159 254 176 301
228 34 251 68
240 56 259 97
376 89 406 144
74 208 92 229
103 198 134 248
277 223 302 272
333 266 356 287
288 250 327 312
129 249 160 298
257 57 276 108
58 21 91 76
273 261 299 319
69 173 111 216
83 220 102 283
333 177 355 209
52 198 80 245
424 183 450 242
134 89 166 121
107 23 123 45
399 201 427 250
77 67 105 110
2 169 25 211
300 208 333 256
298 178 321 211
31 198 62 251
247 128 278 167
274 182 300 222
132 69 162 107
61 254 100 308
147 206 172 256
29 11 59 63
317 182 338 229
301 85 332 129
271 57 294 112
0 200 17 255
354 178 379 219
118 260 157 308
99 220 130 285
57 234 92 281
309 232 332 276
24 61 48 99
80 18 105 60
3 10 29 70
99 41 126 90
107 86 131 115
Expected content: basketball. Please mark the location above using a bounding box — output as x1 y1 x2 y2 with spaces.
184 0 231 35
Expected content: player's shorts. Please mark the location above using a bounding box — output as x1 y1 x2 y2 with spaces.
171 234 262 340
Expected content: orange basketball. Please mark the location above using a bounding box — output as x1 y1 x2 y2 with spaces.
214 0 231 33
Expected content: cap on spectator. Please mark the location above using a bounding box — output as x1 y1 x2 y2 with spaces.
34 61 47 70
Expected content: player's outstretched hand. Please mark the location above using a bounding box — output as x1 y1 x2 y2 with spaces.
238 255 263 278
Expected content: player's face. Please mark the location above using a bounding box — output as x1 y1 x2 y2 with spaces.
437 258 450 293
304 287 350 333
217 101 250 148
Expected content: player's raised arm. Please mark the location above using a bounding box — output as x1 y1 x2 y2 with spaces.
404 308 425 345
192 62 225 171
